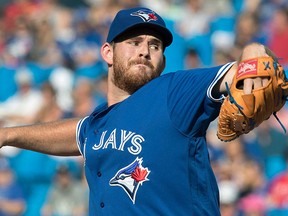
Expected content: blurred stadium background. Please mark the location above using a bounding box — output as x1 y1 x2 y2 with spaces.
0 0 288 215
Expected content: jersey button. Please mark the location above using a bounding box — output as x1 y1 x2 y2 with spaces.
97 171 102 177
100 202 105 208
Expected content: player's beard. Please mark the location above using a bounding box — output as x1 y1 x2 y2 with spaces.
112 56 164 94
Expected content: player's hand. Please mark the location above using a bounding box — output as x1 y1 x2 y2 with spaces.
243 77 269 94
241 43 270 94
220 43 270 95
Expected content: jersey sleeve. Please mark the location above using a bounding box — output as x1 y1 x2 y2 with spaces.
207 62 235 102
76 116 89 156
167 62 234 136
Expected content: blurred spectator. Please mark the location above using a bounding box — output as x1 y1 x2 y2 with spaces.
3 0 40 35
237 159 266 199
215 137 267 216
52 7 76 59
0 18 5 54
205 0 233 15
70 8 107 83
267 7 288 68
118 0 141 8
41 164 88 216
93 74 108 105
28 18 58 65
0 1 287 215
87 2 121 44
209 9 235 55
217 139 266 198
219 179 239 216
0 1 9 11
66 78 98 118
33 82 64 123
259 0 288 27
48 59 75 113
235 12 260 46
0 157 26 216
240 0 261 13
58 0 88 8
72 42 106 82
266 147 288 215
0 68 43 126
230 11 266 61
9 150 58 216
238 193 266 216
184 48 202 69
5 17 33 63
176 0 212 39
255 123 288 180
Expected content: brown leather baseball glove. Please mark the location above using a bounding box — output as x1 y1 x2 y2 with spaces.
217 56 288 142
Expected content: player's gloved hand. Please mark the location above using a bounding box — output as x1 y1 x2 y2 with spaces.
217 44 288 141
243 77 269 94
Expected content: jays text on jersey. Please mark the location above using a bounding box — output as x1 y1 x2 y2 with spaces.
76 63 233 216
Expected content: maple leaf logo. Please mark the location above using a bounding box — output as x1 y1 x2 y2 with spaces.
132 166 149 182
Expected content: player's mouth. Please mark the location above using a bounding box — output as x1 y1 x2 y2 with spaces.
134 63 149 68
129 60 153 68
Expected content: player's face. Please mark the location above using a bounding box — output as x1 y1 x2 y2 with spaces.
111 31 165 94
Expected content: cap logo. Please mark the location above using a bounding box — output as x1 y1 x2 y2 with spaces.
131 9 158 22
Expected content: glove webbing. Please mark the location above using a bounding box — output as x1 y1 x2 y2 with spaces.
225 82 243 110
225 82 287 134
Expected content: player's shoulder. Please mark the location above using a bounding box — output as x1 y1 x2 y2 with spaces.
159 66 220 85
162 65 224 78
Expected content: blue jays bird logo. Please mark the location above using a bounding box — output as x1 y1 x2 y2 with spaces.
130 9 158 22
109 157 150 204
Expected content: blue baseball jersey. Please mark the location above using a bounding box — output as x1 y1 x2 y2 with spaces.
76 62 234 215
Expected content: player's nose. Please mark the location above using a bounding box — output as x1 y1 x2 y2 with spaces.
138 43 150 59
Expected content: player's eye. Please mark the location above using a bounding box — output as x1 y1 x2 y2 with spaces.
128 40 140 46
149 44 159 50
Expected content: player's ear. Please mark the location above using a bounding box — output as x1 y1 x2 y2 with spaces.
101 42 113 65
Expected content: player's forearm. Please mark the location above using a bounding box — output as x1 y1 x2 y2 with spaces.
218 63 237 94
0 118 81 156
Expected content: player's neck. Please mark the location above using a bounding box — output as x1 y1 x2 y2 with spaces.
107 81 130 107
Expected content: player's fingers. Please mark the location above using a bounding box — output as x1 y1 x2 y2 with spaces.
244 78 253 94
262 78 269 87
253 77 263 89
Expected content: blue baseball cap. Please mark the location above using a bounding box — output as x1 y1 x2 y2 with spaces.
106 7 173 48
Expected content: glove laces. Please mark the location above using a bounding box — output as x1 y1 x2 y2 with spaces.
225 82 287 133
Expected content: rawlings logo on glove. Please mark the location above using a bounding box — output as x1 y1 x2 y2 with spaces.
217 56 288 142
237 59 258 78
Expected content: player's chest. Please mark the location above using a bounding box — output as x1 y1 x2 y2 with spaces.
83 108 186 169
85 127 145 156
